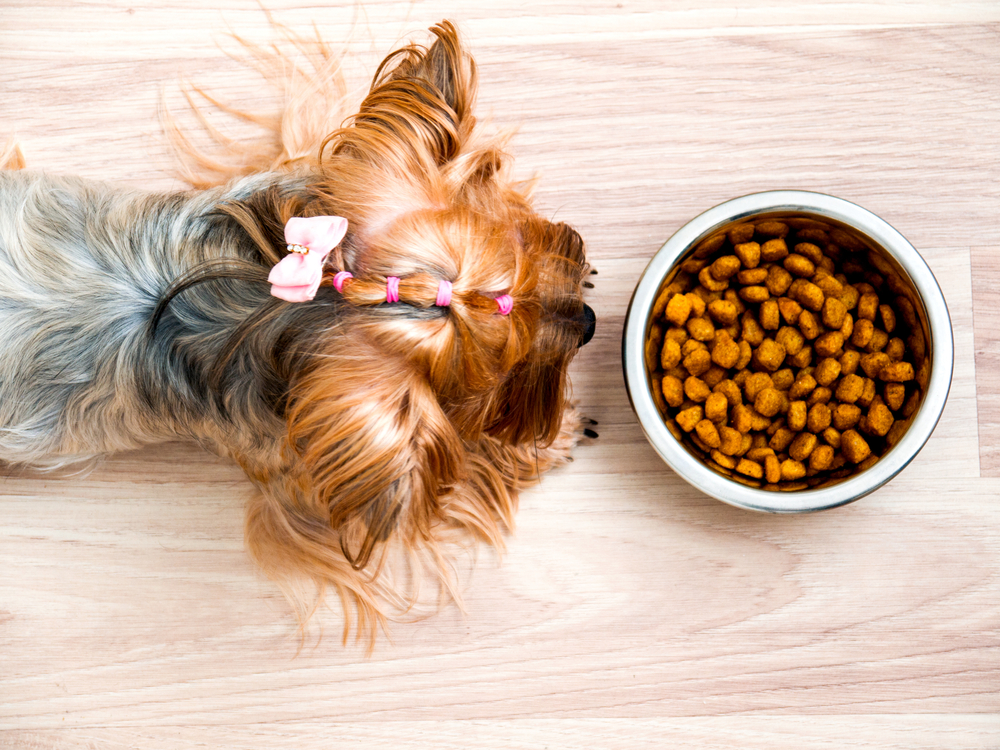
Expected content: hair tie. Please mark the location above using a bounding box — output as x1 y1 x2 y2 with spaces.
386 276 401 304
333 271 353 292
495 294 514 315
435 280 453 307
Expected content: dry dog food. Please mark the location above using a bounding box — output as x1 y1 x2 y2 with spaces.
645 218 928 491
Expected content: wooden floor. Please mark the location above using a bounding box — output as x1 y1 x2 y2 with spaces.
2 1 999 747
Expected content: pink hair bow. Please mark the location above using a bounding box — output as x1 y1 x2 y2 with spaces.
268 216 349 302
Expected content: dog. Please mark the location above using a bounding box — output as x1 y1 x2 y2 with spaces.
0 21 594 643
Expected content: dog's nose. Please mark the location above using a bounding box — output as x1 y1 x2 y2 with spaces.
580 303 596 347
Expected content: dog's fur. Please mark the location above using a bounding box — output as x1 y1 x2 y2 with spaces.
1 21 591 643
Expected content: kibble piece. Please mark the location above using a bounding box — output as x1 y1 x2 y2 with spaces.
787 400 808 431
788 432 818 462
731 404 754 433
676 406 703 432
797 310 823 340
683 348 712 377
719 426 743 455
788 345 813 369
766 265 794 297
857 377 877 408
665 293 692 326
832 403 862 431
866 401 894 437
814 273 843 297
687 316 716 342
729 224 755 244
736 458 764 479
737 268 769 285
660 337 681 370
838 284 860 310
822 297 848 329
851 318 875 349
661 376 685 407
884 382 906 411
784 253 816 278
881 361 915 382
769 427 795 452
778 297 803 324
841 429 872 463
754 338 787 372
840 350 861 376
780 459 807 481
764 453 782 483
761 238 790 262
695 419 722 448
857 292 880 321
704 392 729 422
760 299 780 330
902 388 921 418
710 255 742 281
744 372 775 401
885 337 906 361
698 265 729 292
775 326 805 357
806 386 833 406
682 338 706 357
885 419 909 448
757 220 789 238
739 286 770 304
814 357 842 387
702 365 727 389
814 331 845 358
839 313 854 340
809 444 835 471
835 374 865 404
867 328 889 353
860 351 891 380
794 282 826 312
713 379 743 407
755 388 783 418
707 299 740 325
685 293 706 318
710 450 737 469
794 242 824 264
821 427 842 449
788 372 817 400
710 333 741 369
771 368 795 391
665 327 689 346
807 402 832 433
879 304 897 333
684 376 711 402
742 314 765 347
734 241 761 268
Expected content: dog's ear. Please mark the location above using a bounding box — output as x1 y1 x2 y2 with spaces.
324 21 477 169
283 332 464 570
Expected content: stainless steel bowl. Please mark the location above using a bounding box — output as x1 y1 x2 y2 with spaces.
622 190 953 513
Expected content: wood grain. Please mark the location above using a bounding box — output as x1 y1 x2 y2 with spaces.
1 1 999 746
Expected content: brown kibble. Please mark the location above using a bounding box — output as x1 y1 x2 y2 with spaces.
840 350 861 376
744 372 775 401
705 392 729 422
839 313 854 340
739 286 771 304
710 450 737 469
881 361 915 382
902 388 921 418
789 372 817 400
866 401 894 437
885 383 906 411
784 253 816 278
867 328 889 353
710 255 742 281
766 265 794 296
695 419 722 448
797 310 822 340
809 444 835 471
736 458 764 479
775 326 805 356
814 357 842 387
736 339 753 369
788 432 818 462
698 265 729 292
687 316 716 342
814 331 845 358
707 299 740 325
734 241 761 268
885 337 906 361
780 459 807 481
822 297 848 329
860 351 891 380
769 427 795 452
713 379 743 407
764 453 782 483
660 337 681 370
789 345 813 368
772 368 795 391
682 338 707 357
661 376 684 407
787 400 808 431
755 388 783 418
731 403 754 433
851 318 875 348
665 293 692 327
729 224 755 245
857 377 877 408
684 376 711 402
793 281 825 312
686 293 707 318
737 268 769 285
741 314 765 347
807 402 832 433
879 304 897 333
814 273 843 297
761 237 790 262
794 242 824 264
757 221 789 238
778 297 803 325
711 335 741 369
858 292 879 321
676 406 704 432
835 374 865 404
885 419 909 448
703 365 727 389
832 403 862 431
683 348 712 377
821 427 842 449
758 299 780 330
665 327 688 346
754 338 787 372
807 386 833 406
841 430 872 463
719 426 744 455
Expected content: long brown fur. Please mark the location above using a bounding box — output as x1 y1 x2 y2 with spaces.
3 21 592 647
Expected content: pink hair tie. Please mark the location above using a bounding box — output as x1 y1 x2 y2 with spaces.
333 271 353 292
495 294 514 315
435 279 453 307
386 276 401 304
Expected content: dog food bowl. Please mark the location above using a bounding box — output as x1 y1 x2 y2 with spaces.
622 190 953 513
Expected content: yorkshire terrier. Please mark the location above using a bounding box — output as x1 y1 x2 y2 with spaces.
0 21 594 643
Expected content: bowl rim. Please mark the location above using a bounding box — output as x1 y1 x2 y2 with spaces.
622 190 954 513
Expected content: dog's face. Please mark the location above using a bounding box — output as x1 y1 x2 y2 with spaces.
241 23 592 604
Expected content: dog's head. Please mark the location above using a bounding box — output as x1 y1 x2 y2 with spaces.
244 22 593 574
